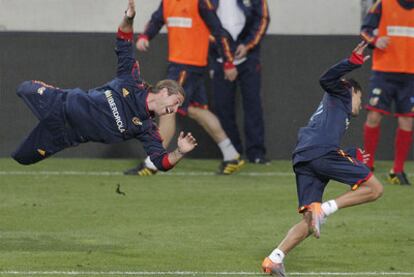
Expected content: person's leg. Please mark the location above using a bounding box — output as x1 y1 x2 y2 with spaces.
239 58 267 163
211 61 242 153
333 174 383 208
364 111 383 169
263 166 326 275
12 110 71 165
188 106 227 143
17 80 62 120
364 71 393 169
392 116 413 174
389 78 414 184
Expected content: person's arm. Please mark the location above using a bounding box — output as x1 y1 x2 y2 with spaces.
139 125 197 171
199 0 238 81
360 1 389 50
319 42 370 95
136 1 165 52
116 0 142 82
237 0 270 59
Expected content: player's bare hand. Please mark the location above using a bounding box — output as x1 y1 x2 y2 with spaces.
235 44 248 59
177 131 197 154
224 67 238 82
350 41 370 64
375 36 390 50
362 151 370 165
126 0 136 19
136 38 150 51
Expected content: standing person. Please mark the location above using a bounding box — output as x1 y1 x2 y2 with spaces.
209 0 270 164
261 43 383 276
12 0 198 172
361 0 414 185
124 0 245 176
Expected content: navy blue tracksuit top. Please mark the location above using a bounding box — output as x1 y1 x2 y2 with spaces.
293 59 361 165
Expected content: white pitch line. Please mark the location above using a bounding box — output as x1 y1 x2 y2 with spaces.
0 271 414 276
0 171 293 177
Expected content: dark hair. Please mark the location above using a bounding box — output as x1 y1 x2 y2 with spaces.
341 78 362 94
152 79 185 98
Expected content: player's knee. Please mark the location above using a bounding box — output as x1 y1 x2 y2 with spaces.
16 81 34 97
366 111 382 127
371 183 384 200
366 179 384 201
187 106 200 120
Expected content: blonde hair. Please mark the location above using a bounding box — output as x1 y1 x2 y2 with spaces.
152 79 185 98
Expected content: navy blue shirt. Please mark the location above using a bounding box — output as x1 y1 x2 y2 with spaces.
292 59 361 165
64 31 170 171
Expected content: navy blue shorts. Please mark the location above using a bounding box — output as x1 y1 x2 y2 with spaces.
293 149 372 212
366 71 414 117
167 63 208 116
12 81 78 165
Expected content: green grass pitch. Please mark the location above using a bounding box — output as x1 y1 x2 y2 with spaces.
0 158 413 276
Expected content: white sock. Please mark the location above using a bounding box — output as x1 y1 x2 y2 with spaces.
144 156 158 171
321 200 338 217
218 138 239 161
269 248 285 264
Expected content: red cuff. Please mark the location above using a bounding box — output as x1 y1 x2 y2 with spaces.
224 61 235 70
117 28 133 41
138 34 149 41
349 52 364 65
162 154 173 171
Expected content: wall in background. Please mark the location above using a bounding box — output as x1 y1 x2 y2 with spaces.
0 33 403 161
0 0 361 35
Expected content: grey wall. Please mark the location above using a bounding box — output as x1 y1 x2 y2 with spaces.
0 33 402 160
0 0 362 35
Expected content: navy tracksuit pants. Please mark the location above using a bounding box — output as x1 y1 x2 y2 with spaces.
211 56 266 161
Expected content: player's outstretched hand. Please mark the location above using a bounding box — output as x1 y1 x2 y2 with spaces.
349 41 370 65
126 0 136 19
177 131 197 154
356 148 371 165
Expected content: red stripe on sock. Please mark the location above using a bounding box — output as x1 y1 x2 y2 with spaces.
393 128 413 173
363 124 380 169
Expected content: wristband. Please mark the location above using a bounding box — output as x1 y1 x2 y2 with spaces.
224 61 236 70
349 52 364 65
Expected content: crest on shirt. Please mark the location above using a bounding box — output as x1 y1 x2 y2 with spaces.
243 0 252 7
369 97 379 106
122 88 130 97
37 87 46 95
132 117 143 126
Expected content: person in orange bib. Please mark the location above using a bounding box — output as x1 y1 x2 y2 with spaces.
361 0 414 185
124 0 245 176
